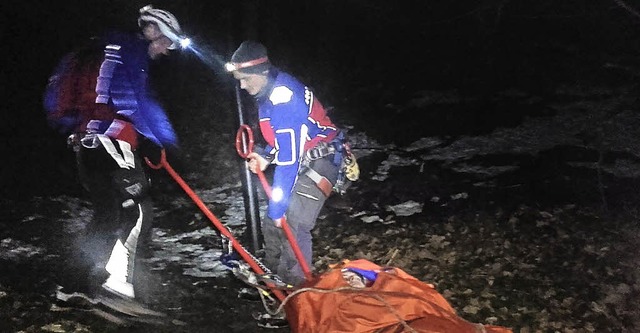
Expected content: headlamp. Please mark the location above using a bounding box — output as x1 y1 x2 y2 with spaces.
179 37 191 49
224 62 237 72
224 57 269 72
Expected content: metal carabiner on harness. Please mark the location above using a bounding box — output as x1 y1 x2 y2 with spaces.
305 141 334 160
80 133 101 149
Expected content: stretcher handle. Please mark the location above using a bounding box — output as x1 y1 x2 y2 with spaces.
144 149 287 301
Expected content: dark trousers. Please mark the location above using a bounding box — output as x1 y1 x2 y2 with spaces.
65 135 152 293
262 156 338 286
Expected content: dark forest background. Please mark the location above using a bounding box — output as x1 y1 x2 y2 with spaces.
3 0 640 199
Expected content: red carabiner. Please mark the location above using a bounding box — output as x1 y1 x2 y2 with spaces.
235 124 254 159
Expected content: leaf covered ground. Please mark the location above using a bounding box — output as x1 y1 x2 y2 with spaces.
3 82 640 332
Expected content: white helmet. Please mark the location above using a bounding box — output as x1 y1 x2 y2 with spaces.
138 5 183 50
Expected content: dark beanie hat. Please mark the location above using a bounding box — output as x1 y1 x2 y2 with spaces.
229 41 271 74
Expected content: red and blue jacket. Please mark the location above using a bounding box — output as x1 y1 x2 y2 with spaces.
255 69 338 219
44 31 177 149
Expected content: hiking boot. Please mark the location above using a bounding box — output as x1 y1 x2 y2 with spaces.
95 288 166 317
253 312 288 329
55 286 98 309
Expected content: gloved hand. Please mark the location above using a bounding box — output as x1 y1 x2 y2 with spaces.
138 138 183 168
138 138 164 165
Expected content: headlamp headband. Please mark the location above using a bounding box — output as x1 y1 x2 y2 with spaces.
225 57 269 72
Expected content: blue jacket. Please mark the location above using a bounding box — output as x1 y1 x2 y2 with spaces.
44 31 178 149
256 69 338 219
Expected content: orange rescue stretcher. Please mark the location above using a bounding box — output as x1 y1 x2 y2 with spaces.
145 125 513 332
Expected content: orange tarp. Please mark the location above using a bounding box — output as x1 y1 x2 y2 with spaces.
284 259 512 333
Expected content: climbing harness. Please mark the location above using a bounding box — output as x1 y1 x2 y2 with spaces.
302 131 360 195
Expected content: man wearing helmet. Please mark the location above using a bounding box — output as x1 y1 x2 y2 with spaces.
138 4 184 58
44 5 185 306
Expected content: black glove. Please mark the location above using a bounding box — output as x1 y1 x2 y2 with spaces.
137 138 165 166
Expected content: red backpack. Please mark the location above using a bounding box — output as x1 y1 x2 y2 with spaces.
44 40 115 134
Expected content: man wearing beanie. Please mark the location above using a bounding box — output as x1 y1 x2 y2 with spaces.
44 5 186 312
227 40 344 302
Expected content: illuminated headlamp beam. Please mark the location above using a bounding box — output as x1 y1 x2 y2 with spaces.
177 39 230 75
179 37 191 49
224 62 237 72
